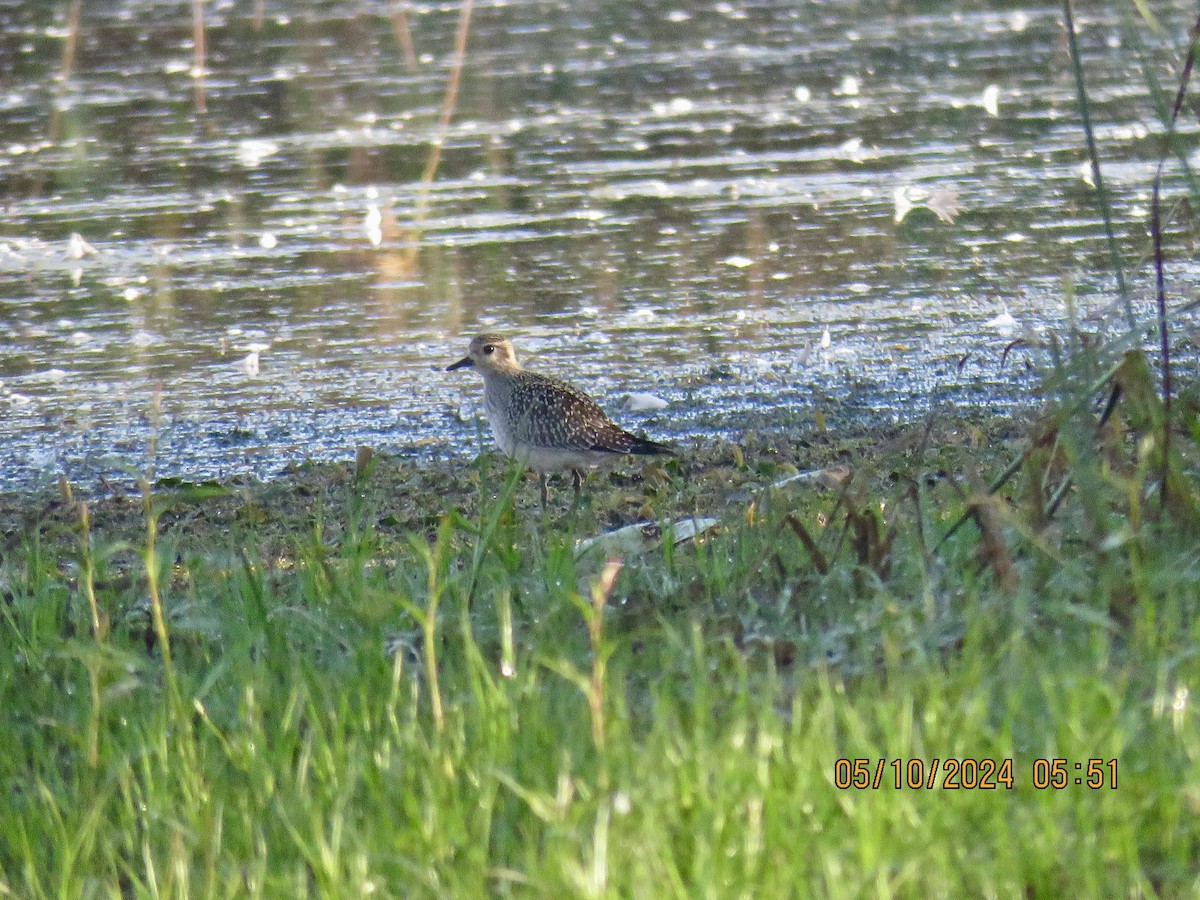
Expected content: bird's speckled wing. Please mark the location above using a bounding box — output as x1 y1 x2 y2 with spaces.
506 373 640 454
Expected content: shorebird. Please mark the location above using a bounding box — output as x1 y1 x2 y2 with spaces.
447 333 674 505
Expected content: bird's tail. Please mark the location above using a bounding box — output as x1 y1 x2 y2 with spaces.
628 436 676 456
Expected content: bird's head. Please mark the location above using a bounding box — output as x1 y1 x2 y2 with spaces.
446 333 522 376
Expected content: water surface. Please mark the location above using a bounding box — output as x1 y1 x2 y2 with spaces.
0 0 1196 490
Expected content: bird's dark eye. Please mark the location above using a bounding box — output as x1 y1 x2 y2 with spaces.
483 345 495 354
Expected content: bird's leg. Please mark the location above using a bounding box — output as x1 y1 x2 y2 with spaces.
572 469 583 502
540 472 549 510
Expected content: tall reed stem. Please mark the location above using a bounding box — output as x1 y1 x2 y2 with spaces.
192 0 208 114
1062 0 1131 325
418 0 475 193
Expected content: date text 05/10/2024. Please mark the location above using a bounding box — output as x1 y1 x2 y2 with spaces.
833 758 1118 791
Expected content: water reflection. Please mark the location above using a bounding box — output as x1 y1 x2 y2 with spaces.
0 1 1193 489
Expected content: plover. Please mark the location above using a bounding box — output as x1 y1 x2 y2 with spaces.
447 333 674 505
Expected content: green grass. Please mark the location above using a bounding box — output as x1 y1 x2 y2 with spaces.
2 351 1200 897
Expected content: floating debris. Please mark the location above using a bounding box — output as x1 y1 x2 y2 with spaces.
894 185 960 224
839 137 865 161
65 233 97 259
364 203 383 246
576 517 720 559
236 139 280 168
766 466 848 491
985 309 1018 335
622 393 668 412
980 84 1000 117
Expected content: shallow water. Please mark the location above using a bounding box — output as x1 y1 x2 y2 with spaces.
0 0 1196 490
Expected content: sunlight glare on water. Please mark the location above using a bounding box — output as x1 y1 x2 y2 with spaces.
0 0 1194 489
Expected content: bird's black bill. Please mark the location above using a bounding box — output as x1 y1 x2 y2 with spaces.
446 357 474 371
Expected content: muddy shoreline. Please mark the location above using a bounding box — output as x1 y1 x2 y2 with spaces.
0 408 1032 564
